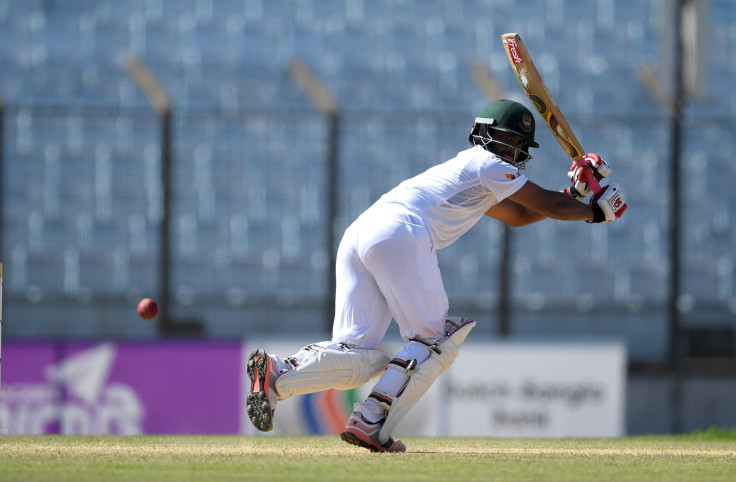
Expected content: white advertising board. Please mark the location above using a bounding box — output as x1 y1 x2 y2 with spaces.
440 342 626 437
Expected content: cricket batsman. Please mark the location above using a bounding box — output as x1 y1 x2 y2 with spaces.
246 99 627 452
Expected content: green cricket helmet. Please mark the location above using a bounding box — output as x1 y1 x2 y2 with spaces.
468 99 539 168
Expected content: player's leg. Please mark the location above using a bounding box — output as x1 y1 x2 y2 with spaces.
276 218 394 399
340 318 474 452
331 219 395 350
275 216 395 398
338 213 447 451
376 317 475 442
274 341 390 399
355 213 449 419
341 213 475 450
246 341 390 433
247 219 393 432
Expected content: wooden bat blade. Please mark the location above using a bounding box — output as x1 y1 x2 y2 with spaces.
501 32 585 161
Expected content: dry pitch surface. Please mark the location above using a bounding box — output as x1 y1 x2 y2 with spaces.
1 435 735 481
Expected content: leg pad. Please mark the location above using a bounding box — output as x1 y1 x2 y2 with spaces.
275 342 390 399
377 318 476 443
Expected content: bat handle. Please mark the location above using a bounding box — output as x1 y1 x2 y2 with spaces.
572 160 602 195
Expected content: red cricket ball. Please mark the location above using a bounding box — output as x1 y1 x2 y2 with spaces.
137 298 159 320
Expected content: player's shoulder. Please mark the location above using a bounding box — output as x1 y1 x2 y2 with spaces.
460 147 527 184
459 146 514 171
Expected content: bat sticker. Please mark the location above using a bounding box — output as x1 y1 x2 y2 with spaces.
528 94 548 116
506 38 524 64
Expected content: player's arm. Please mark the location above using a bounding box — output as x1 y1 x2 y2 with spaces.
487 180 595 224
484 197 547 227
485 182 606 226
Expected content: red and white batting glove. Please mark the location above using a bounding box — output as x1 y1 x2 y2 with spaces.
565 153 611 200
588 183 627 223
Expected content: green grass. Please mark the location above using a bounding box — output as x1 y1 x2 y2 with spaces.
1 434 735 481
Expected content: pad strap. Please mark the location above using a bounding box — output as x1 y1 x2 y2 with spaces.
387 357 418 374
367 391 394 411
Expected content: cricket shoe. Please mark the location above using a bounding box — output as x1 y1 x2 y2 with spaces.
246 348 279 432
340 412 406 453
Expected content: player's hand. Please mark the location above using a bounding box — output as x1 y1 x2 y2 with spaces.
565 153 611 200
582 153 611 180
588 183 627 223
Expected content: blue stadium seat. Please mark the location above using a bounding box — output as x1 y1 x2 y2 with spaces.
0 0 730 354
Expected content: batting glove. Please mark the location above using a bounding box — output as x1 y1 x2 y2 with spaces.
588 183 627 223
565 153 611 200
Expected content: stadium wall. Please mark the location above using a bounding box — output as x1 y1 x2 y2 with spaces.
2 338 733 436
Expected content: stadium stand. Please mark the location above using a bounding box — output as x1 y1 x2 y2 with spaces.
0 0 733 360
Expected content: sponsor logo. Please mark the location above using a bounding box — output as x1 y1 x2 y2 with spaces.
0 344 144 435
505 171 520 180
507 38 524 64
611 194 624 209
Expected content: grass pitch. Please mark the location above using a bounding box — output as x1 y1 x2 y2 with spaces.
1 433 735 481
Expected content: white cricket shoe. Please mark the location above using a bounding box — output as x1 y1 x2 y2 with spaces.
246 348 279 432
340 412 406 453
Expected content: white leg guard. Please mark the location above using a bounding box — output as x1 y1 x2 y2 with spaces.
377 317 476 443
275 342 390 400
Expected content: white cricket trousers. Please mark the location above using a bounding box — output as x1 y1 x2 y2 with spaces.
332 202 449 349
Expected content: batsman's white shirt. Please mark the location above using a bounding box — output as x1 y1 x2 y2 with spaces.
332 146 527 349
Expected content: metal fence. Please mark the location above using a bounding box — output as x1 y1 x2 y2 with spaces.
2 101 734 365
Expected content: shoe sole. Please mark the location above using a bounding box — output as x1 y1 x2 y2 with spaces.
246 348 274 432
341 429 405 453
340 430 381 452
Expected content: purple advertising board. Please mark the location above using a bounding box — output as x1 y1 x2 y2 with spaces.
0 340 242 435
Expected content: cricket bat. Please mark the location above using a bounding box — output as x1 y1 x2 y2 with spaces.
501 33 600 193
